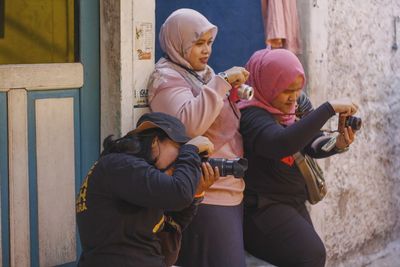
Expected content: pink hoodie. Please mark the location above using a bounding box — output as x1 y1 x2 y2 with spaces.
148 9 244 206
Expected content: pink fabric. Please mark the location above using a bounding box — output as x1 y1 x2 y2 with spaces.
148 9 245 206
159 8 218 70
148 61 227 142
148 64 245 206
237 48 305 125
261 0 302 54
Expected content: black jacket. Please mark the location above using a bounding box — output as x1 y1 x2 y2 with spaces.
76 145 201 267
240 97 336 206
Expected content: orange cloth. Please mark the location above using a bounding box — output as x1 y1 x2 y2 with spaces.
261 0 302 54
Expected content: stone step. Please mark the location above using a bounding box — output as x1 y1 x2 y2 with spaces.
245 252 276 267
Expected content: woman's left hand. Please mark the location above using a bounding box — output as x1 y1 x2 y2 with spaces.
335 126 356 149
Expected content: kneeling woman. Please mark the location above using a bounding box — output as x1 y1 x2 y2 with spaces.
76 112 218 267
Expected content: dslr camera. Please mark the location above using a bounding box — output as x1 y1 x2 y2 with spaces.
202 157 248 178
338 115 362 133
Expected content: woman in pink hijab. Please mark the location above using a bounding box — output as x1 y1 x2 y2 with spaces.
239 48 359 267
148 8 249 267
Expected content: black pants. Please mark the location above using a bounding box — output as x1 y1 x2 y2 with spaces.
244 203 326 267
176 203 246 267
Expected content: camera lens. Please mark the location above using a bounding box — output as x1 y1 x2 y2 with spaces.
206 158 248 178
346 116 362 131
237 85 254 100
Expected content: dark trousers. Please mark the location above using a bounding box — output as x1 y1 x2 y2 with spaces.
244 203 326 267
176 203 246 267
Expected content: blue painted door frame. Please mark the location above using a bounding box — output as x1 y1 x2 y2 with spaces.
79 0 100 177
27 90 83 267
155 0 266 73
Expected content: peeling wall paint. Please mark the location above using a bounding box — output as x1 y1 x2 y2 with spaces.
301 0 400 265
100 0 154 141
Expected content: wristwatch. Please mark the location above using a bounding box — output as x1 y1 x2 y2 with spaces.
218 72 230 83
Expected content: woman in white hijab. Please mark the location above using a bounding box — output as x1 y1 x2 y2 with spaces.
148 8 248 267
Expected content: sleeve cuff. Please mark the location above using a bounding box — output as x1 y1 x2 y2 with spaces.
324 102 336 116
207 75 231 97
181 144 199 153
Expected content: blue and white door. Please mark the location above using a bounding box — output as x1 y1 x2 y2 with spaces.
0 0 99 266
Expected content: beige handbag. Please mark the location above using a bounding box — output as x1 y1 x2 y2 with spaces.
293 152 327 204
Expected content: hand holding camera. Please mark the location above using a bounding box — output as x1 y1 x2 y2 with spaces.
195 162 220 196
200 153 248 179
219 67 254 100
335 113 361 148
223 66 249 88
335 124 356 150
328 98 359 116
322 98 362 152
185 136 220 196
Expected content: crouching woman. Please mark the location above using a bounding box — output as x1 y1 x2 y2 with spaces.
76 112 219 267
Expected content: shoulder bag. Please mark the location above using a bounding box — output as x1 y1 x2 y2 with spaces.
293 152 327 204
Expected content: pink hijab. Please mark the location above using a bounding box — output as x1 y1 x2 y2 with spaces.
159 8 218 70
238 48 305 125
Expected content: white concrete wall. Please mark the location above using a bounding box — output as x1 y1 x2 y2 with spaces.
299 0 400 266
100 0 154 141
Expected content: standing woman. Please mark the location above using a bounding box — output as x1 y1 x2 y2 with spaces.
239 49 359 267
148 8 249 267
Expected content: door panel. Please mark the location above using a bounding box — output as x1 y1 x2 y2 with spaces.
0 93 9 267
27 91 81 266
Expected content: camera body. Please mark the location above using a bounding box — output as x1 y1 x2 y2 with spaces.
202 157 248 178
237 84 254 100
338 115 362 133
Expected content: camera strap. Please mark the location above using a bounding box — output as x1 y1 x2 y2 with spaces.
165 57 206 85
165 57 241 120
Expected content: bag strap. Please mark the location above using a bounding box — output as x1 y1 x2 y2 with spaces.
293 152 308 175
293 152 326 204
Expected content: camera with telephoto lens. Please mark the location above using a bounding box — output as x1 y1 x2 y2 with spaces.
237 84 254 100
338 115 362 133
201 156 248 178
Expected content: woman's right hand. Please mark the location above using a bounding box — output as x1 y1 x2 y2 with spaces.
328 98 359 116
186 136 214 156
195 162 220 196
223 66 249 88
